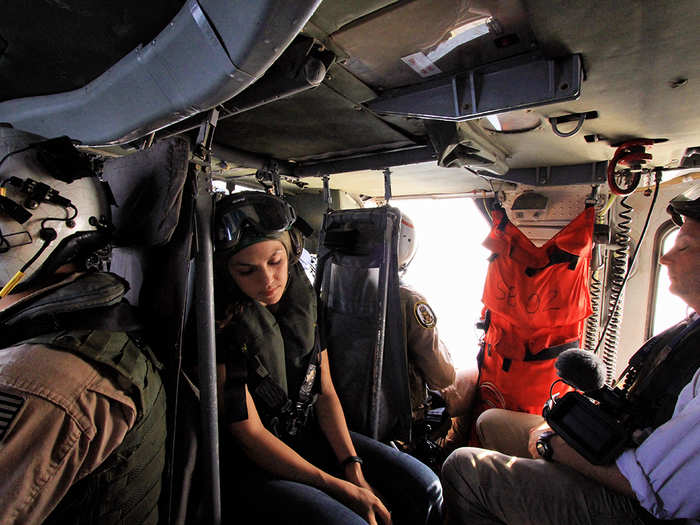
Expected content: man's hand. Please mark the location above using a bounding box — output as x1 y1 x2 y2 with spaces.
527 420 553 458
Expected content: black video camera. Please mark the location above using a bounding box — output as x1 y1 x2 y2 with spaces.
542 349 649 465
543 385 640 465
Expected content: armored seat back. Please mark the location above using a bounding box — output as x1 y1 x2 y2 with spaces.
315 206 412 442
103 137 199 524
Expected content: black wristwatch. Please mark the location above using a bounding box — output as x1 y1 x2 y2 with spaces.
340 455 363 468
535 431 556 461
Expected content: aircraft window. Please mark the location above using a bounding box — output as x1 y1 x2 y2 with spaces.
649 224 690 336
394 198 491 369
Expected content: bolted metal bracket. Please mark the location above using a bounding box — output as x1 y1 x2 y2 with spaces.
194 108 220 162
485 161 608 186
367 53 583 122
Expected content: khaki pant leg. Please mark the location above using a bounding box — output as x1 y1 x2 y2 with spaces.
442 448 648 525
475 408 544 457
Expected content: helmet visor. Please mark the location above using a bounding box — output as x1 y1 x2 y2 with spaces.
215 192 296 252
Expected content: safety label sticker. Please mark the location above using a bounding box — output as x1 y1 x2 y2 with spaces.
401 52 442 78
0 391 25 442
414 302 437 329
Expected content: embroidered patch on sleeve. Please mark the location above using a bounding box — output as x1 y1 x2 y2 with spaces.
414 302 437 329
0 391 25 442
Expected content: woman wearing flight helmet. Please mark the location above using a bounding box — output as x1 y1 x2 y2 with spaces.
213 191 443 525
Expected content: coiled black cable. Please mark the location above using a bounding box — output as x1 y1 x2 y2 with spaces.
601 197 633 382
594 171 662 383
584 266 604 351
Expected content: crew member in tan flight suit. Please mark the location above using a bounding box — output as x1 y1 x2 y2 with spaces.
0 128 165 524
397 213 456 421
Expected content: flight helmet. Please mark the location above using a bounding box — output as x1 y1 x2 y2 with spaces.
0 127 111 296
398 212 417 273
214 190 304 264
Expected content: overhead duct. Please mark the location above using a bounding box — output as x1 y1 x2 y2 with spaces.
425 120 509 175
0 0 321 146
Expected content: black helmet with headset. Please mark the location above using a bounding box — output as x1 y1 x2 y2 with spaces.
214 190 309 264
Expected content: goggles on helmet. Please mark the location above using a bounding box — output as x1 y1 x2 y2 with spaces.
214 191 296 253
666 186 700 227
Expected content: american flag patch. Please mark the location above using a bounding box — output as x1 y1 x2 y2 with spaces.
0 391 24 442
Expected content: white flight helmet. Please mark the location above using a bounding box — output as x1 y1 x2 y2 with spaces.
398 212 417 273
0 127 111 296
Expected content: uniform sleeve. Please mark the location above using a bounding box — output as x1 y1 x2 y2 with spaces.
615 370 700 520
404 290 456 389
0 376 136 524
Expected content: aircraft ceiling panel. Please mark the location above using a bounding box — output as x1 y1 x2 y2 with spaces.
0 0 185 102
215 84 415 161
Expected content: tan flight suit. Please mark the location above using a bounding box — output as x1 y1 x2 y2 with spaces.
0 343 136 524
400 285 456 419
0 272 164 525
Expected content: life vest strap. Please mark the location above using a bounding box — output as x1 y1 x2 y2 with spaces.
524 247 579 276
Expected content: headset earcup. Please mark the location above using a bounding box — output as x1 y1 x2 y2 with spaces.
288 227 304 265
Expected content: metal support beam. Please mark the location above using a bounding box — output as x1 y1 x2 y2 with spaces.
487 162 607 186
322 175 331 210
211 144 269 171
367 53 582 122
193 169 222 525
294 145 436 177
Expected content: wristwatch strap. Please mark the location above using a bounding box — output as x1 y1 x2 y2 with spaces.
536 431 556 461
340 455 363 468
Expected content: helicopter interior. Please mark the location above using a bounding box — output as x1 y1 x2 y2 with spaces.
1 0 698 522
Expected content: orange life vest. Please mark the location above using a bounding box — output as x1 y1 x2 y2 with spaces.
473 206 595 424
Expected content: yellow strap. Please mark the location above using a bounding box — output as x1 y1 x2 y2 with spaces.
0 187 6 197
0 271 24 297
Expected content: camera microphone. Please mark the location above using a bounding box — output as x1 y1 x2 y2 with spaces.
555 348 606 392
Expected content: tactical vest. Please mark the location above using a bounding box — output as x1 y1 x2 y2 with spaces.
24 330 166 525
223 263 321 440
475 207 595 418
0 273 165 525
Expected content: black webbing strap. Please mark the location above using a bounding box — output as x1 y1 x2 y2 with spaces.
496 211 509 231
523 340 580 362
500 340 579 372
250 329 322 437
525 247 579 276
286 332 322 436
0 301 143 348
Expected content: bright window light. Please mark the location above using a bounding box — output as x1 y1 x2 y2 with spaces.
426 17 492 62
394 198 491 369
653 229 692 334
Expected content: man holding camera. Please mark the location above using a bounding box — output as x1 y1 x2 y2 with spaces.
441 187 700 525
